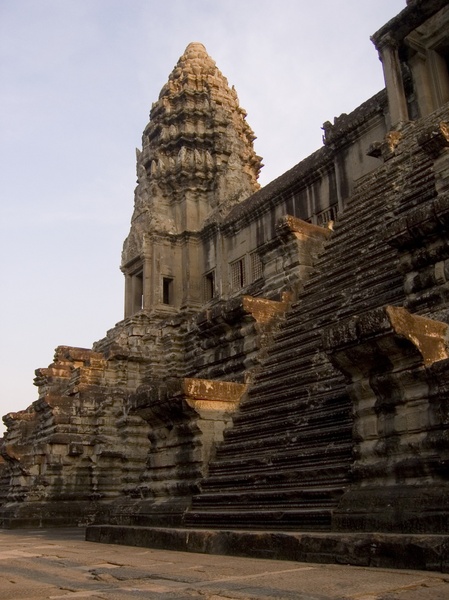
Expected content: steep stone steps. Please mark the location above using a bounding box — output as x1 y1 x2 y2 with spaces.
186 465 348 530
231 389 347 437
392 154 435 216
209 447 352 480
186 508 333 530
271 265 403 343
227 385 348 432
250 350 333 388
219 422 350 456
193 464 349 503
193 486 345 508
229 390 349 432
214 421 352 461
198 469 349 492
206 425 352 469
274 253 402 337
211 448 350 474
185 427 352 531
315 179 396 244
185 116 443 531
237 376 340 415
189 486 347 523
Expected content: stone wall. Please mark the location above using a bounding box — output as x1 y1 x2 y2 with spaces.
2 3 449 569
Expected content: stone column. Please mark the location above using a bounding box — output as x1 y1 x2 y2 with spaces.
123 273 132 318
377 34 409 126
142 240 153 312
101 377 247 527
323 306 449 533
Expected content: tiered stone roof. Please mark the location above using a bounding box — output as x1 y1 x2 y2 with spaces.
123 42 262 264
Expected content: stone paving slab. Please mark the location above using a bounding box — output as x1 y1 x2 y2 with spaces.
0 529 449 600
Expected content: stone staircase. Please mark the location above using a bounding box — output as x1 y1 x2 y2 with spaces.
183 123 431 531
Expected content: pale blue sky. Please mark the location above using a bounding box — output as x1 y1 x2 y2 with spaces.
0 0 405 433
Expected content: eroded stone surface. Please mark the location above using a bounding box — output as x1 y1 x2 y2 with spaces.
2 1 449 571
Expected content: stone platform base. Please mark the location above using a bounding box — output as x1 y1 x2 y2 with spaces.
86 525 449 572
0 501 104 529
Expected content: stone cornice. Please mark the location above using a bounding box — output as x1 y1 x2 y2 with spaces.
371 0 449 51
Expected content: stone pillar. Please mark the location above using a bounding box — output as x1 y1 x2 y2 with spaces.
141 238 153 313
323 306 449 533
124 273 133 318
180 235 203 311
123 266 144 318
181 378 247 466
408 48 435 117
384 122 449 317
406 21 449 117
132 271 143 313
103 377 247 527
377 34 409 126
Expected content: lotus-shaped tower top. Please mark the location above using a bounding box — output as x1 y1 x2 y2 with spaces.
125 41 262 252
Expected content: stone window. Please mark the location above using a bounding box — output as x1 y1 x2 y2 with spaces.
316 205 337 227
203 270 215 301
162 277 173 305
230 258 246 291
250 251 263 282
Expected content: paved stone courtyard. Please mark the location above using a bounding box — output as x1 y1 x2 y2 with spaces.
0 529 448 599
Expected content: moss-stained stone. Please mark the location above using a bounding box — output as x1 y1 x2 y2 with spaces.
2 1 449 571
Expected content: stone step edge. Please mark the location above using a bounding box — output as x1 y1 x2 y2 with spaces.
86 524 449 573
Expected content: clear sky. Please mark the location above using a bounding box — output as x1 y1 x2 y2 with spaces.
0 0 405 435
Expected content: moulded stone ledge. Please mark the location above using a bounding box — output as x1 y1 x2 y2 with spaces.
333 483 449 535
54 346 104 364
323 305 449 370
131 377 246 426
276 214 332 241
384 305 449 365
196 294 288 332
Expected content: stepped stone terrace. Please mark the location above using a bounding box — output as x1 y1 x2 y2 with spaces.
2 0 449 572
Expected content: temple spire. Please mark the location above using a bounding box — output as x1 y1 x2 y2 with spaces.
126 42 262 242
121 42 262 315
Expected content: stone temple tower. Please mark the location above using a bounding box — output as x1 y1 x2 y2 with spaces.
121 42 262 317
